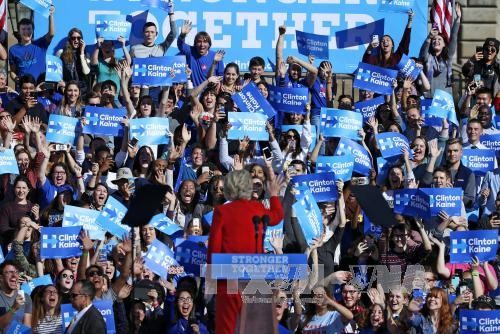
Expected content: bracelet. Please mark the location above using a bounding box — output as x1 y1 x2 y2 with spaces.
471 271 479 277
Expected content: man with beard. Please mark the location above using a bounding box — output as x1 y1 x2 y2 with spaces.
0 261 32 330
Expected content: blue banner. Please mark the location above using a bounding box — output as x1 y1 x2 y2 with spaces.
354 95 385 123
175 239 207 276
354 62 398 95
140 0 172 12
45 55 63 82
421 97 442 127
82 106 126 137
459 309 500 334
46 114 78 145
203 210 213 226
133 57 174 86
144 239 179 278
6 321 31 334
292 188 323 246
41 226 82 259
149 213 182 235
37 1 428 75
21 274 53 296
334 138 372 176
480 134 500 158
264 220 284 253
316 155 354 181
129 117 170 146
232 83 276 118
379 0 415 13
450 230 498 264
376 156 399 186
61 301 115 334
375 132 411 159
296 30 329 59
396 54 421 79
292 173 338 203
95 14 131 40
94 196 130 238
210 253 308 280
269 86 308 114
335 19 384 49
427 89 459 126
0 149 19 175
21 0 51 18
62 205 104 240
227 112 268 141
281 125 317 151
394 188 463 219
461 149 496 176
320 108 362 140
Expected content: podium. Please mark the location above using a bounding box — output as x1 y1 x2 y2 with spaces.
209 253 308 334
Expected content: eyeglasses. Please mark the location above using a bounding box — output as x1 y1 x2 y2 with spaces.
45 290 58 296
178 297 193 303
62 273 74 280
70 293 87 299
2 270 19 276
70 36 82 41
53 171 66 175
87 271 102 277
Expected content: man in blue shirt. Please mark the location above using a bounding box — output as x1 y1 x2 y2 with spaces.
8 5 55 86
177 20 224 87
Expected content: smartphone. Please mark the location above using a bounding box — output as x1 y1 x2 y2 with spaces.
128 180 135 194
262 146 272 161
473 74 481 82
55 144 67 151
351 177 369 185
476 46 483 53
372 34 379 42
431 22 438 30
202 166 210 175
43 82 56 90
128 137 139 148
459 285 467 295
192 218 201 229
134 287 151 301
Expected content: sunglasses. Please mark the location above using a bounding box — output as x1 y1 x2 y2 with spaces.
87 271 102 278
62 273 74 280
70 36 82 41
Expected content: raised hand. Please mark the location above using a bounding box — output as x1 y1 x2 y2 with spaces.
214 50 225 63
181 20 192 36
278 25 286 35
79 229 94 252
277 61 286 77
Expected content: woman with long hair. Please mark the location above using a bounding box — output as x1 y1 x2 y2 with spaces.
55 81 84 117
55 268 75 304
166 288 209 334
59 27 90 91
419 4 461 96
408 287 457 334
31 285 63 334
359 303 387 334
167 179 200 228
220 62 240 94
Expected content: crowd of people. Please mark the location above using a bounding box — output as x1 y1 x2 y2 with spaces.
0 2 499 334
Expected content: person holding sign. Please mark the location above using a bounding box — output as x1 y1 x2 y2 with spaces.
8 5 55 86
363 10 414 68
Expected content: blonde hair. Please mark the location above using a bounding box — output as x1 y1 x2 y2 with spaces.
224 170 253 201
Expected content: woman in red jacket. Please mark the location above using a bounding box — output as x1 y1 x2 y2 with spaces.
207 169 284 334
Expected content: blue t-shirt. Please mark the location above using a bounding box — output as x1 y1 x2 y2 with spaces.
278 73 306 88
308 77 327 115
177 39 224 87
9 37 50 82
38 180 77 210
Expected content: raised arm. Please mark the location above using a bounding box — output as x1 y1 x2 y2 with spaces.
286 55 318 88
275 25 286 67
45 5 55 44
160 9 177 52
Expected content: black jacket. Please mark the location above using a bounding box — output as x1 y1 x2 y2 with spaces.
64 305 106 334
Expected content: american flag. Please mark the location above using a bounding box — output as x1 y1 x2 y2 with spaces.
431 0 454 42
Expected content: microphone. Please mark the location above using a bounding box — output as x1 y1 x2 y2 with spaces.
252 215 261 253
261 215 270 252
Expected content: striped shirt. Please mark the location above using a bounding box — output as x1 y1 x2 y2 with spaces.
33 315 63 334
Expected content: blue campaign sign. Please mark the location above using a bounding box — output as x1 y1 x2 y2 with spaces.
316 155 354 181
334 138 372 176
46 114 78 145
421 98 442 127
421 188 463 217
21 0 51 18
461 149 496 176
0 247 4 263
480 134 500 158
144 239 179 278
335 19 384 49
295 30 329 59
203 210 213 226
450 230 498 264
354 95 385 123
264 220 284 253
94 196 130 238
165 56 188 83
133 57 174 86
0 149 19 175
140 0 172 12
396 54 421 79
21 274 53 296
375 132 411 159
210 253 308 280
292 173 338 203
62 205 104 240
175 239 207 276
95 14 131 40
376 156 399 186
363 212 383 237
94 300 116 334
495 115 500 129
227 112 268 141
82 106 126 137
149 213 182 235
393 188 426 217
61 304 78 332
320 108 362 140
282 125 317 151
354 63 398 95
45 55 63 82
427 89 458 126
232 83 276 119
36 1 428 75
269 85 308 114
292 188 323 246
379 0 415 13
40 226 82 259
6 321 31 334
129 117 170 146
459 309 500 334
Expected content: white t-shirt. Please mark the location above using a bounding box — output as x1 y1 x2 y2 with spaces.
302 310 344 334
